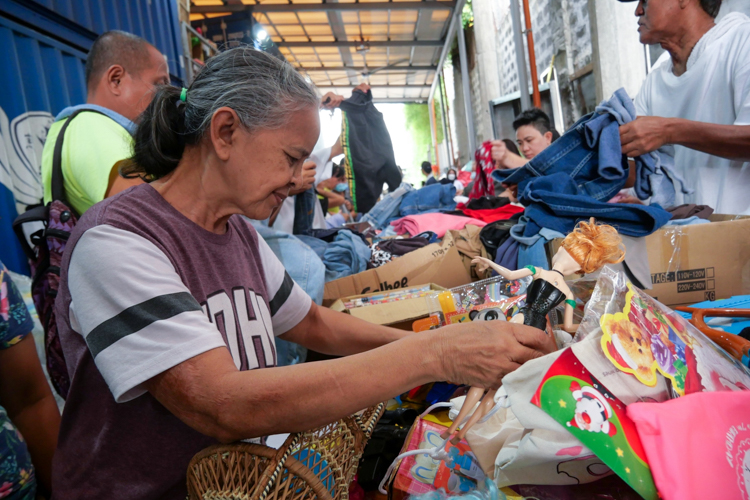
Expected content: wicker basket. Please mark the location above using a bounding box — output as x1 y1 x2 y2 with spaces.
187 403 386 500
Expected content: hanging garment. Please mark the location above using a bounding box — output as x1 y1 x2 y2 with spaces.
340 88 402 214
470 141 496 200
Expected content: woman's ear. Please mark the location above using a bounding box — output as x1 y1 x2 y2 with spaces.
210 107 241 161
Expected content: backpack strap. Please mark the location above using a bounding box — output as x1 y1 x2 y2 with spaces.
50 109 106 207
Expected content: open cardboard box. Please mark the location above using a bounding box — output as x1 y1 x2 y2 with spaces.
323 233 471 306
329 284 446 326
548 214 750 306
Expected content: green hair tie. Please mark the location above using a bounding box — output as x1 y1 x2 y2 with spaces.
179 87 188 103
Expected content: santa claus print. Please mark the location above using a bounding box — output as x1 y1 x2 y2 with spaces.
567 381 617 437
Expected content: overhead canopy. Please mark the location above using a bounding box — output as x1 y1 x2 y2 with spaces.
190 0 458 102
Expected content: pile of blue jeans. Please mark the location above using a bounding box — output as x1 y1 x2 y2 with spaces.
492 89 672 243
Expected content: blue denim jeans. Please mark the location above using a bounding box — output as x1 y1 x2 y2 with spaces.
250 221 326 366
321 230 372 280
399 183 456 217
510 217 565 269
492 107 628 202
519 173 672 237
361 182 414 230
594 88 690 208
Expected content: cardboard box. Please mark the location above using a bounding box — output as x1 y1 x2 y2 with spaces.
643 216 750 306
329 284 446 326
548 216 750 306
323 234 471 305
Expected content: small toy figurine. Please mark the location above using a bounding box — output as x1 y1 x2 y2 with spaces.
442 218 625 442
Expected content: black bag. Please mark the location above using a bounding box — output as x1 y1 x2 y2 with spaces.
12 109 104 399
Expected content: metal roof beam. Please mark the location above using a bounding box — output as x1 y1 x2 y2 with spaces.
300 65 436 71
192 2 456 13
277 40 443 47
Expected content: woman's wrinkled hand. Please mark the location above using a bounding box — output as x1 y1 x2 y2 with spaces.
432 321 555 389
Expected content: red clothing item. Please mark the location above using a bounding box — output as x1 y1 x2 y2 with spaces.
458 204 524 223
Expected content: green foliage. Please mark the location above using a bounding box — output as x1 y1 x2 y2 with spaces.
403 101 444 165
462 0 474 29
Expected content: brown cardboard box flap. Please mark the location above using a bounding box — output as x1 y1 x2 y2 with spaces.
329 284 447 325
323 234 471 304
548 217 750 306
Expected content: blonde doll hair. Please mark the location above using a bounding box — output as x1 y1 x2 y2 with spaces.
561 218 625 274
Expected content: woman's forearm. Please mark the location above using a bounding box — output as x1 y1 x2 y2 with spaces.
148 332 442 442
668 119 750 161
224 332 439 438
281 304 408 356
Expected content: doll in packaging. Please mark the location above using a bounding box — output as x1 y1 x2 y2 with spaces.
443 218 626 441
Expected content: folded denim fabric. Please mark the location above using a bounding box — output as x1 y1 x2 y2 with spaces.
399 182 457 217
519 173 672 237
321 230 372 280
361 182 415 230
295 235 329 259
516 230 565 270
595 88 691 208
493 237 520 272
492 103 629 202
391 213 487 238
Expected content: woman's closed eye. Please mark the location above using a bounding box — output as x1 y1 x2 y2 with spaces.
285 152 300 167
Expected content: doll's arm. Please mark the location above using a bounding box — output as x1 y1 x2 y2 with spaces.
471 257 534 280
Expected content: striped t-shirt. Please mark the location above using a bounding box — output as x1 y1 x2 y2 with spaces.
52 183 311 499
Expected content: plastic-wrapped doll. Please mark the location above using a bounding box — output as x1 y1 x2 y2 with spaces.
442 218 625 442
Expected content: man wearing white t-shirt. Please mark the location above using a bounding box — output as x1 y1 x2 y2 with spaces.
618 0 750 215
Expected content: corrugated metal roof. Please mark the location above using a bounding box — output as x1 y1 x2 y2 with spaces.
190 0 456 102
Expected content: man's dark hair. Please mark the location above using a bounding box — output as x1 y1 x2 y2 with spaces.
421 161 432 174
699 0 722 18
512 108 553 135
85 30 154 90
331 165 346 179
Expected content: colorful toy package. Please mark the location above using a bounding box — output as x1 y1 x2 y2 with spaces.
413 276 532 331
391 418 485 498
583 268 750 397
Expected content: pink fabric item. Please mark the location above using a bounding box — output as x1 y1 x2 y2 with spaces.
627 390 750 500
391 213 487 238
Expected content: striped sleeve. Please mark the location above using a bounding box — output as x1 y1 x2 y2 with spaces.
256 236 312 335
67 224 226 403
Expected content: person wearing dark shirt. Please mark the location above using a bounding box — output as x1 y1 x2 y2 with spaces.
422 161 438 186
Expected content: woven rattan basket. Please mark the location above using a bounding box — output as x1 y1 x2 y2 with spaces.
187 403 386 500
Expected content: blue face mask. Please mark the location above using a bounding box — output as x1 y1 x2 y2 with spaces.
334 183 348 192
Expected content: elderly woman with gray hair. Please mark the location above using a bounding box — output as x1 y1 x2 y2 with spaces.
51 48 552 499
